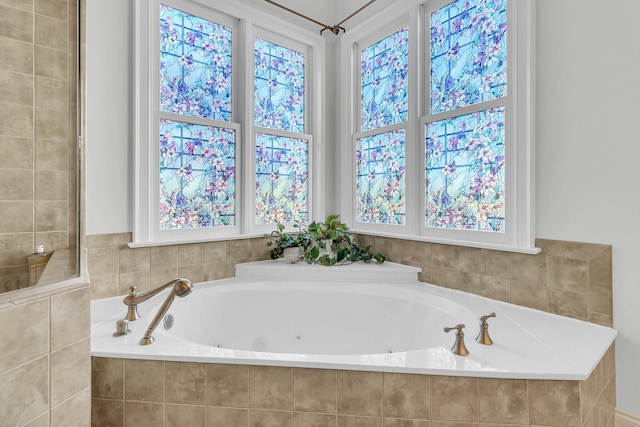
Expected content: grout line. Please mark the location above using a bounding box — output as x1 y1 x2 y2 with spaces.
204 361 208 426
121 357 126 418
31 0 36 256
247 364 252 426
525 379 530 426
47 294 52 415
381 371 385 419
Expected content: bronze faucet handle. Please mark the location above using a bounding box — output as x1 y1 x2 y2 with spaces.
443 324 469 356
443 324 466 335
480 312 496 323
477 313 496 345
124 286 141 321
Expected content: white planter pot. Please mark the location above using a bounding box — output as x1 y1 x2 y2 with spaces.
283 246 300 263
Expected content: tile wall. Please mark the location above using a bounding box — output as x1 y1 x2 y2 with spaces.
0 284 91 426
85 233 273 300
91 345 615 427
361 236 613 327
86 233 613 328
0 0 78 292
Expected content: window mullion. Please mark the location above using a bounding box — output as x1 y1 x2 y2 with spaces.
423 97 508 124
159 111 239 129
254 125 312 142
354 121 408 140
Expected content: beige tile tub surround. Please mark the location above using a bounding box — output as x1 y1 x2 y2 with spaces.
87 233 613 329
91 344 615 427
86 233 272 300
358 236 613 327
0 285 91 427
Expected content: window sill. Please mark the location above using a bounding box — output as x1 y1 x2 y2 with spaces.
128 232 268 248
352 229 541 255
129 228 540 254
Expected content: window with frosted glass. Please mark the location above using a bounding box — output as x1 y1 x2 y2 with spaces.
430 0 507 114
254 38 308 224
425 107 505 231
357 27 408 225
426 0 507 233
160 5 232 121
356 129 406 225
159 4 235 230
255 133 308 224
361 28 409 131
254 39 305 133
159 119 236 229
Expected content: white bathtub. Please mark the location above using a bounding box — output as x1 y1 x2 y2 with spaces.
91 260 616 380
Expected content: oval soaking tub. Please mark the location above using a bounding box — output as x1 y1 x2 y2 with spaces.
91 260 616 380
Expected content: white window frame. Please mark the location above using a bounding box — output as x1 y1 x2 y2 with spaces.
340 6 421 237
350 17 419 235
247 27 316 236
132 0 324 247
340 0 537 253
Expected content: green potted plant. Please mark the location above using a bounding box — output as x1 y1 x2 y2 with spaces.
265 222 301 263
305 214 351 261
266 215 385 266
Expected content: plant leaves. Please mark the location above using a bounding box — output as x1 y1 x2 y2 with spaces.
308 245 319 260
326 214 340 224
265 214 385 266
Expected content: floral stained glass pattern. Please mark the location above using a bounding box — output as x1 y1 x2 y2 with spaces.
356 129 406 225
255 133 308 224
425 107 505 231
430 0 507 114
160 4 232 121
160 119 236 229
361 28 409 131
254 39 305 133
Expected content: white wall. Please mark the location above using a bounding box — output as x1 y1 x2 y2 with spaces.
85 0 640 416
85 0 132 234
535 0 640 415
